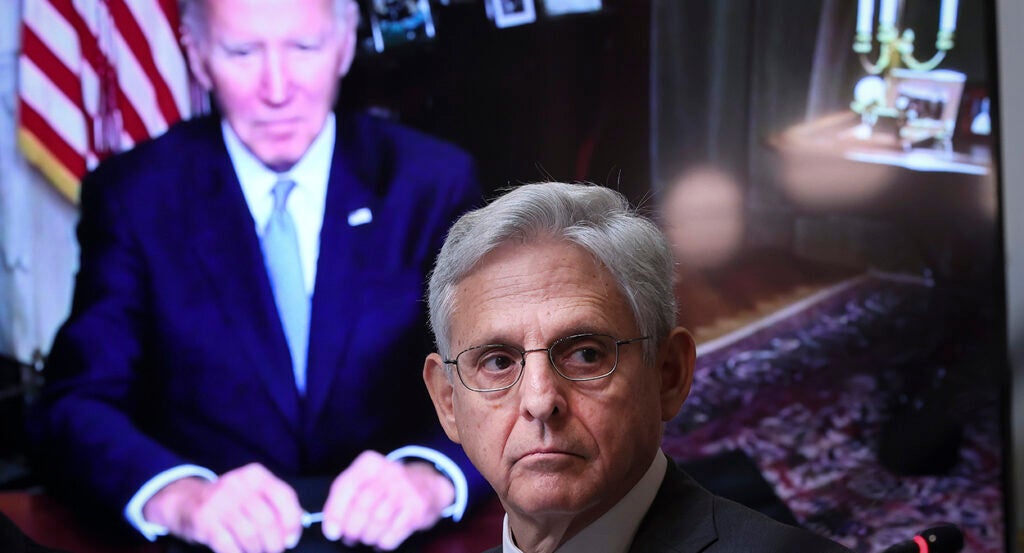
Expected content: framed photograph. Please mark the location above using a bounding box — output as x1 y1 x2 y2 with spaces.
542 0 602 17
490 0 537 28
368 0 436 53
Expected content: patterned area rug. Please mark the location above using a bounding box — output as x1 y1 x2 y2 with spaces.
662 273 1006 553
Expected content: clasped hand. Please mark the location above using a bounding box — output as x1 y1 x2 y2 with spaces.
144 451 455 553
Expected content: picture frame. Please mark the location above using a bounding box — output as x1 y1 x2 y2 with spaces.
368 0 436 53
542 0 602 17
491 0 537 28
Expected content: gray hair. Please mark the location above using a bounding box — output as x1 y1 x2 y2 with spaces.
428 182 677 367
179 0 358 43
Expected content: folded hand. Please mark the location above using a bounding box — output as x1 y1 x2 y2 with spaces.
143 463 303 553
321 450 455 550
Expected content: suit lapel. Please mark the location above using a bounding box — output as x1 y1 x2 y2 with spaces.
629 460 719 553
304 114 382 421
184 122 301 427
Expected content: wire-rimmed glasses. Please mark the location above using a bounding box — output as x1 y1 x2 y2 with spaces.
443 333 650 393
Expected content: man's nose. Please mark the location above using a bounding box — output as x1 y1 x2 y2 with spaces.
261 49 291 104
519 351 568 422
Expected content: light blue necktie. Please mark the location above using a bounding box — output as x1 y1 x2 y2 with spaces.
263 179 310 394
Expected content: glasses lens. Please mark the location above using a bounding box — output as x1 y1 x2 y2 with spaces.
459 345 523 391
550 334 617 380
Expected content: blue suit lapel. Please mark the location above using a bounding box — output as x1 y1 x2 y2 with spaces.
304 116 381 422
185 128 301 429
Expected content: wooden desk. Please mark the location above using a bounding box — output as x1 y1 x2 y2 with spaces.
768 110 998 281
768 111 995 216
770 111 992 176
0 491 158 553
0 491 503 553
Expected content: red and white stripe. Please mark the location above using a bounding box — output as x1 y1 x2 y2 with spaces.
18 0 192 202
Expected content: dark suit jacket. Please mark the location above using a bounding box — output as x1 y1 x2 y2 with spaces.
485 461 852 553
29 111 483 531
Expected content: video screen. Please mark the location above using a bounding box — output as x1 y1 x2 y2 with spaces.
2 0 1014 552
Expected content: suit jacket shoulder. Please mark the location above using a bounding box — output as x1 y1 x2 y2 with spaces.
332 111 478 207
82 114 225 195
630 462 853 553
478 461 852 553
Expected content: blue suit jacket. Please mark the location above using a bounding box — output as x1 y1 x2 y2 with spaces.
30 112 483 528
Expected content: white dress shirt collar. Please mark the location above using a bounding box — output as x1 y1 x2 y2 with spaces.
502 449 668 553
222 115 335 294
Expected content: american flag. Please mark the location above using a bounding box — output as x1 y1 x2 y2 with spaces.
17 0 194 202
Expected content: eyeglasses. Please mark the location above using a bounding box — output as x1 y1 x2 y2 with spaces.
444 333 650 393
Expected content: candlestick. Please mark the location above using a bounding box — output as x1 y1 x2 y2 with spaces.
852 0 955 73
857 0 875 35
879 0 897 28
850 0 963 150
939 0 958 33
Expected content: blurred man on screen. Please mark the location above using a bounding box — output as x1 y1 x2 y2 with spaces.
30 0 481 551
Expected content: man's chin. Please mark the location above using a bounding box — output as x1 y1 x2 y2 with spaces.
246 136 312 172
505 475 595 514
254 149 302 173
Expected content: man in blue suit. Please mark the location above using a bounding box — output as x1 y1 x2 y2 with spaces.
29 0 481 551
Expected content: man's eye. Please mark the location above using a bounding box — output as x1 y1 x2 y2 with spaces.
568 346 605 365
295 41 322 52
224 46 256 57
479 352 518 373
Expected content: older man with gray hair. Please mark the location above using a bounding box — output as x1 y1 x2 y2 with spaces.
423 182 853 553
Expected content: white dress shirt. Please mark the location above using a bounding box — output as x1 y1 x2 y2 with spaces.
502 450 667 553
227 115 332 294
125 115 467 539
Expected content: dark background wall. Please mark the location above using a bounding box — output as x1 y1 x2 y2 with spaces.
339 0 653 204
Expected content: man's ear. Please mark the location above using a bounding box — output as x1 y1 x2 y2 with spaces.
181 31 213 91
336 2 359 77
657 327 696 422
423 353 462 444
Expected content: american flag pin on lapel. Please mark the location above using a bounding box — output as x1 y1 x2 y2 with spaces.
347 207 373 227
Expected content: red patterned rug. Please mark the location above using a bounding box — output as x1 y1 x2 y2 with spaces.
663 273 1007 553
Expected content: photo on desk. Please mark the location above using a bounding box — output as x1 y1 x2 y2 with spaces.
651 0 1006 552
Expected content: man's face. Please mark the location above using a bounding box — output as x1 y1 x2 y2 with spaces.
184 0 356 170
425 239 693 535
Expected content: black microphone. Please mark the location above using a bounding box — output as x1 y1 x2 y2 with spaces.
882 524 964 553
